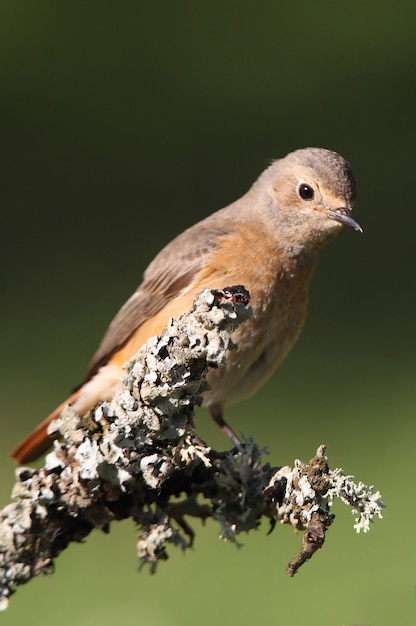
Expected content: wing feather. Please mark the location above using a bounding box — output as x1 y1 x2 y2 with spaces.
81 213 233 383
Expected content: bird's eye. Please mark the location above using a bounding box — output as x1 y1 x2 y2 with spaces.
298 184 315 201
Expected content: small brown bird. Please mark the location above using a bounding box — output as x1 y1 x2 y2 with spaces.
12 147 362 464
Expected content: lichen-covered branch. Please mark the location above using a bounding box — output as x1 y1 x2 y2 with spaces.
0 287 384 610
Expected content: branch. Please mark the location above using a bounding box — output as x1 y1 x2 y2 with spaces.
0 286 384 610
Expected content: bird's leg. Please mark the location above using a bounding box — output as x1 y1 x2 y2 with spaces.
209 404 243 450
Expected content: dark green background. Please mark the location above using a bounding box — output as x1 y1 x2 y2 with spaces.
1 2 415 624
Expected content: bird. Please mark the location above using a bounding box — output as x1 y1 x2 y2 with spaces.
11 147 362 464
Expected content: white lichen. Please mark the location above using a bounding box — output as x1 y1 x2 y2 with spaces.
325 468 385 533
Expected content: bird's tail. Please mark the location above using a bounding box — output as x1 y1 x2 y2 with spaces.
11 391 80 464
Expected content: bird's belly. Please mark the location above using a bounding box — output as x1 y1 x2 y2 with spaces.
202 289 308 407
76 288 308 415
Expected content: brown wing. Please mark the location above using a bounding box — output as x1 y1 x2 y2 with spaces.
80 212 234 385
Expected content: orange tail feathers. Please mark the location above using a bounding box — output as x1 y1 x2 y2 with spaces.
11 391 80 464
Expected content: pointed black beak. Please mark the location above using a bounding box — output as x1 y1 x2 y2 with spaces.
329 207 363 233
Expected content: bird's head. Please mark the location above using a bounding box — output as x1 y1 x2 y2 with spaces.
258 147 362 246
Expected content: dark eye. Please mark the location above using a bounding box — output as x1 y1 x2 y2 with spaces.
298 184 315 201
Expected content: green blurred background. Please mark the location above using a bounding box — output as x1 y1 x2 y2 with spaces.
1 2 415 624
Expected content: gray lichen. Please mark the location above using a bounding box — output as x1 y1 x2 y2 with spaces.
0 287 384 610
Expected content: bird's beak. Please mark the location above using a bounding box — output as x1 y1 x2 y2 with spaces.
328 207 363 233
